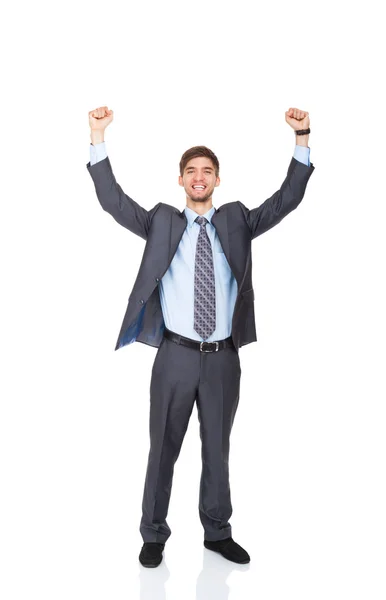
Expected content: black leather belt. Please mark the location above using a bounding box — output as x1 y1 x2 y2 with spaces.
163 328 234 352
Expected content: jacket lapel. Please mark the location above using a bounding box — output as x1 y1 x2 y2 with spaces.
169 210 188 263
211 208 230 266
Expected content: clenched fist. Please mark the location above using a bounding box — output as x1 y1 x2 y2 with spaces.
285 107 310 131
89 106 114 131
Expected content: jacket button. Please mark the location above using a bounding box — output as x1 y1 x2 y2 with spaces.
140 299 144 304
155 277 160 282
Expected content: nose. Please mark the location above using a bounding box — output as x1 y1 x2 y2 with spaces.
193 172 205 183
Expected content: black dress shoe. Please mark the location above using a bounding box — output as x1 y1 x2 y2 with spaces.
204 537 250 564
139 542 165 567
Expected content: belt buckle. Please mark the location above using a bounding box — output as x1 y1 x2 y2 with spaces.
200 341 219 352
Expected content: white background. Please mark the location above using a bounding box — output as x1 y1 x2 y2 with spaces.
1 0 386 598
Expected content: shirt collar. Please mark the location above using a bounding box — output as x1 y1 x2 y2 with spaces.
184 205 216 228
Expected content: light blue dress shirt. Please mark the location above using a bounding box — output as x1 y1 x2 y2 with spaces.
89 141 310 341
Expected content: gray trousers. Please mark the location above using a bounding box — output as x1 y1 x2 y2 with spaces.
139 332 241 543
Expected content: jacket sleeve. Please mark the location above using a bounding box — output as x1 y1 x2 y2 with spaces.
86 156 161 240
239 157 315 240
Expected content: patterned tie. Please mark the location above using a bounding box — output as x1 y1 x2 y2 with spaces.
194 216 216 340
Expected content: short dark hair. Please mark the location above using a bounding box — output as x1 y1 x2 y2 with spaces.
179 145 220 177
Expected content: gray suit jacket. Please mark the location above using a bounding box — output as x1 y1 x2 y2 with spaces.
86 155 315 351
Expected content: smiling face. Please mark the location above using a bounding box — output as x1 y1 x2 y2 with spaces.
178 156 220 208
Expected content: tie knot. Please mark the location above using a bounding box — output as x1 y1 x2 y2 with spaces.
195 216 208 227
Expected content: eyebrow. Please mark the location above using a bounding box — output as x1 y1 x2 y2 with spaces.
185 166 214 171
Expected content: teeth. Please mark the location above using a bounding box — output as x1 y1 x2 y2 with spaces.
193 186 205 189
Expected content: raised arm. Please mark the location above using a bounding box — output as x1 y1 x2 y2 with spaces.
86 106 160 240
242 108 315 240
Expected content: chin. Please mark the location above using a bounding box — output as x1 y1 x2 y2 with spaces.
189 193 212 204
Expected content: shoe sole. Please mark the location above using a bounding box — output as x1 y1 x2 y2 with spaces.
139 561 162 568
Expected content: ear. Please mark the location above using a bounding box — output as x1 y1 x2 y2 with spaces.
178 175 184 187
215 176 221 187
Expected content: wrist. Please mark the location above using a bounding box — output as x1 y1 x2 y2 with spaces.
90 130 105 145
295 134 309 147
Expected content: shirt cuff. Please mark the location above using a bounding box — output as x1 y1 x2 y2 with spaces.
293 144 310 167
90 141 107 166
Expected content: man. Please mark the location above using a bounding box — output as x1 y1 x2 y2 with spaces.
86 106 315 567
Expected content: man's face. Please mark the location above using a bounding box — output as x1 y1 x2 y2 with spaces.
178 156 220 204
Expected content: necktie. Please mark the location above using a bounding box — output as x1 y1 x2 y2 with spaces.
194 216 216 340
